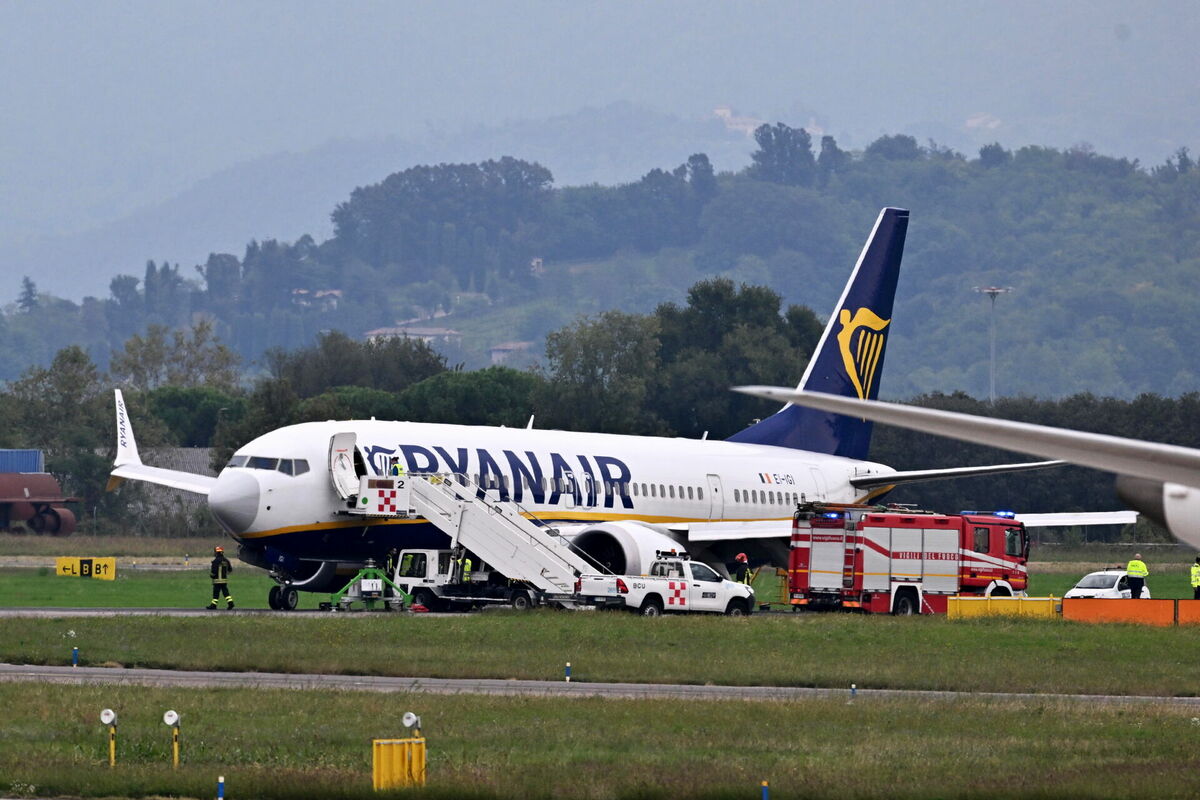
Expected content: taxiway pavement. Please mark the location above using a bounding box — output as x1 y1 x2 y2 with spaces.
3 663 1200 706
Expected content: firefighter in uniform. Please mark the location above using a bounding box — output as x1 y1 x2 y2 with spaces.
208 546 234 609
1126 553 1149 599
1191 557 1200 600
732 552 752 585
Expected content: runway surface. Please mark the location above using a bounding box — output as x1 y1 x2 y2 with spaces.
3 663 1199 706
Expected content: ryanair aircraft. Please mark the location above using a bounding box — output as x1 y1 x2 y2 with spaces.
109 208 1059 604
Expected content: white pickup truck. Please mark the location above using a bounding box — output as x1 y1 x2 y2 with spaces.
576 552 755 616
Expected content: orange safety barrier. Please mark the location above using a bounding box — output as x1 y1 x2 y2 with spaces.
1176 600 1200 625
1062 598 1175 626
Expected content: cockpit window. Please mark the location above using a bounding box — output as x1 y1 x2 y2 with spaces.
229 455 309 475
275 459 311 476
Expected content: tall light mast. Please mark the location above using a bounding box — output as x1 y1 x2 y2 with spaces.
972 286 1013 404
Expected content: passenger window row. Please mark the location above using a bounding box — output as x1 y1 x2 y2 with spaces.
630 482 705 501
474 474 638 499
732 488 799 506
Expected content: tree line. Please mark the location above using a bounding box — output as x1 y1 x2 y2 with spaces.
3 127 1197 398
2 276 1195 541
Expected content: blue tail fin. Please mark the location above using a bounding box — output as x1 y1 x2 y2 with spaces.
727 207 909 459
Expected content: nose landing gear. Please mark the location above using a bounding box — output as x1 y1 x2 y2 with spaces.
268 584 299 611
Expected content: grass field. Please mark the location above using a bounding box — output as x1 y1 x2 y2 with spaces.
4 681 1200 799
0 567 320 609
4 555 1197 612
5 611 1200 696
0 534 226 558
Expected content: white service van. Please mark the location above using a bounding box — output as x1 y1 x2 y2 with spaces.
1064 569 1151 599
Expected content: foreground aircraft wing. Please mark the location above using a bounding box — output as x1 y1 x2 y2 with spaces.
734 386 1200 547
734 387 1200 489
107 390 216 496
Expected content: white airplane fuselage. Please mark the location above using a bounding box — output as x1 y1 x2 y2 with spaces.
210 419 896 561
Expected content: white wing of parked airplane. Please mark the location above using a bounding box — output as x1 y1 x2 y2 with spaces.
107 390 216 496
733 386 1200 546
1016 511 1138 528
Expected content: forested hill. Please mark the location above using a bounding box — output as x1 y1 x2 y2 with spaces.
5 127 1198 399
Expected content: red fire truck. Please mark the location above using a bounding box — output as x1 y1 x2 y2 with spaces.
789 503 1029 614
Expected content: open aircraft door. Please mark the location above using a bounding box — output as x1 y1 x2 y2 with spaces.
328 432 360 500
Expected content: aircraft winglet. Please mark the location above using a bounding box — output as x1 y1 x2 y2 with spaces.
113 389 142 467
109 389 216 496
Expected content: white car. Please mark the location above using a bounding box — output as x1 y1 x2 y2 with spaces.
1064 569 1151 599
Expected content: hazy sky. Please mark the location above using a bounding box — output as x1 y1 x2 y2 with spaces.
2 0 1197 248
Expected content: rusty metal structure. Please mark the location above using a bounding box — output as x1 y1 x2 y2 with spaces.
0 472 78 535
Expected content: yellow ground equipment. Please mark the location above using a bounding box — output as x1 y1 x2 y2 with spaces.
946 595 1059 619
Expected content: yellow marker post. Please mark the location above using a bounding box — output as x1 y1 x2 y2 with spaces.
163 710 180 768
99 709 117 767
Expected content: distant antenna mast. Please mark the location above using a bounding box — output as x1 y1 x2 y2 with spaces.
972 286 1013 403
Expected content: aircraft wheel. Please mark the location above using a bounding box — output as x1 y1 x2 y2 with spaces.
268 585 282 610
279 586 299 611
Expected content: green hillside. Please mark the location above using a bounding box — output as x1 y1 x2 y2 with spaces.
4 129 1198 401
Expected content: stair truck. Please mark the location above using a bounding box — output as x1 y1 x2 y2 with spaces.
789 502 1030 614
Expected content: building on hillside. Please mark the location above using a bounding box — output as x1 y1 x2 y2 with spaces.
487 341 534 365
364 326 463 347
291 288 343 311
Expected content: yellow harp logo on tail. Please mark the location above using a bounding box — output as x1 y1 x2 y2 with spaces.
836 308 891 400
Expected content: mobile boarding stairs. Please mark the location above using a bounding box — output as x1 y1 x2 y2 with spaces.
339 469 600 606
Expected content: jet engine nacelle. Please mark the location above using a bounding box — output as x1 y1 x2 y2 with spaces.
568 521 686 576
1116 476 1200 550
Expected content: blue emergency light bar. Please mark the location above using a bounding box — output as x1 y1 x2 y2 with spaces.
822 512 842 519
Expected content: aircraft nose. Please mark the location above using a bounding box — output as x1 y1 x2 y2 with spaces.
209 469 260 534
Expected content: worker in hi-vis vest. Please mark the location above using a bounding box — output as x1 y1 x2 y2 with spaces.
1126 554 1149 599
732 552 752 585
1191 557 1200 600
389 456 404 477
208 546 234 609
